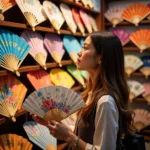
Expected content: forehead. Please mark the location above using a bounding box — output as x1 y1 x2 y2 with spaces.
84 36 92 45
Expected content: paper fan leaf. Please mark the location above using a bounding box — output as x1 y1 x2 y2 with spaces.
140 56 150 79
80 0 87 6
0 0 16 13
72 8 85 36
50 68 75 88
147 3 150 20
104 6 124 27
112 28 130 46
44 33 65 67
79 9 92 33
23 121 57 150
16 0 47 31
80 37 85 47
23 86 85 122
127 80 145 102
92 0 101 12
21 30 47 70
43 1 65 34
0 28 30 76
86 0 94 9
88 14 98 32
122 4 150 26
125 55 143 77
67 64 86 88
63 35 81 63
27 70 54 90
60 3 77 34
133 109 150 132
0 75 27 121
142 82 150 104
0 134 33 150
130 29 150 52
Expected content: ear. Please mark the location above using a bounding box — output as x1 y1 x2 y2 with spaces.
96 55 102 65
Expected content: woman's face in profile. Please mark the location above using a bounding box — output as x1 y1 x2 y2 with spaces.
76 36 99 71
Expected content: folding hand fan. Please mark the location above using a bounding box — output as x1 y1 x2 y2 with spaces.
104 6 124 27
79 9 92 33
133 109 150 132
0 0 16 13
140 56 150 79
147 3 150 20
43 1 65 34
92 0 101 12
86 0 94 9
0 134 33 150
72 8 85 36
122 4 150 26
23 121 57 150
27 70 53 90
63 35 81 63
80 70 89 80
124 55 143 77
80 0 87 6
50 68 75 88
112 29 130 46
16 0 47 31
67 64 86 88
80 37 85 47
21 30 47 70
44 33 65 67
127 80 145 102
88 14 98 32
142 83 150 104
0 75 27 121
0 9 4 21
0 28 30 76
60 3 77 34
23 86 85 122
130 29 150 52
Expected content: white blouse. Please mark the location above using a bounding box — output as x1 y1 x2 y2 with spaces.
85 95 119 150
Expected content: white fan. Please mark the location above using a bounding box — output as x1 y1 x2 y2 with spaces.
23 86 85 122
43 1 65 34
125 55 143 77
127 80 145 102
23 121 57 150
88 13 98 32
133 109 150 132
16 0 47 31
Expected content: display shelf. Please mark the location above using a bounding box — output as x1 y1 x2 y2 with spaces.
54 0 100 14
15 109 27 118
0 20 85 36
123 47 150 52
0 60 73 76
105 20 150 27
72 85 83 91
133 98 147 103
0 118 6 125
128 72 148 78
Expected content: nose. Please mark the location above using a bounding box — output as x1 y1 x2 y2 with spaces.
77 51 82 57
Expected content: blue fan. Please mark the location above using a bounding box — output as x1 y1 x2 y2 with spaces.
80 37 85 47
63 35 81 63
0 28 30 76
140 55 150 79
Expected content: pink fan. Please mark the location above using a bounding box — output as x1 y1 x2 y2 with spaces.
21 30 47 70
27 70 53 90
79 9 92 33
142 82 150 104
44 33 65 67
72 8 85 36
112 29 130 46
147 4 150 20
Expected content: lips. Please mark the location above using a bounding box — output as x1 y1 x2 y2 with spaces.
77 58 81 63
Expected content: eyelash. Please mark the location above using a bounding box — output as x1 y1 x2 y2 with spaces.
82 46 88 50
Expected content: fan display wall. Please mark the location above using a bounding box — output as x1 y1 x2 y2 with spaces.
0 0 101 150
103 0 150 149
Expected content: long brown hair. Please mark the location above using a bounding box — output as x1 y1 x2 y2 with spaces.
81 32 133 133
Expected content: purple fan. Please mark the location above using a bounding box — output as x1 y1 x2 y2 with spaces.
147 4 150 20
112 29 130 46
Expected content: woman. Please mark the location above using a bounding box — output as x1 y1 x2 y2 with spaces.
32 32 133 150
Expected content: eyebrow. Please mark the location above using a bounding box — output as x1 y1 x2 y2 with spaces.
83 43 90 47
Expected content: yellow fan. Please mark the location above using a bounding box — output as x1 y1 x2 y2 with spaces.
133 109 150 132
122 4 150 26
130 29 150 52
16 0 47 31
0 75 27 122
0 134 33 150
50 68 75 88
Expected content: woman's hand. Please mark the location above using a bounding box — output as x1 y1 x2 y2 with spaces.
30 113 48 126
47 120 77 143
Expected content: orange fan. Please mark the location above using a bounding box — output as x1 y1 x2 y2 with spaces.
130 29 150 52
0 134 32 150
122 4 150 26
27 70 54 90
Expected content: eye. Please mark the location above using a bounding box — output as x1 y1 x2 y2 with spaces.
82 46 88 50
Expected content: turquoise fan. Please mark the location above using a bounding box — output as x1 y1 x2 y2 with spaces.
0 28 30 76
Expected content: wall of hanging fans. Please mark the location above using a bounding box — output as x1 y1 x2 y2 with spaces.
0 0 99 35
